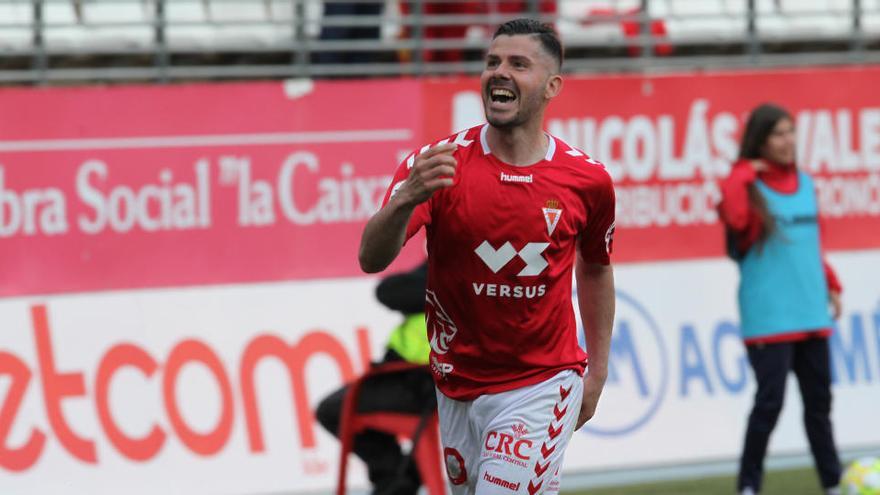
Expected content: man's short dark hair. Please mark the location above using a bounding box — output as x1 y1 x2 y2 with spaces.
492 18 563 71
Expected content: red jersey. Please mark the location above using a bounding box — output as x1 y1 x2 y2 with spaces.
381 124 616 400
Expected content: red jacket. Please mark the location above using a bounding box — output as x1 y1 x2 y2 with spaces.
718 160 841 345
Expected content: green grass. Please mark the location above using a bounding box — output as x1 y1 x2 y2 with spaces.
568 467 824 495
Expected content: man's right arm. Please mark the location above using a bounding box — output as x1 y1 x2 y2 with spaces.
358 143 457 273
358 195 419 273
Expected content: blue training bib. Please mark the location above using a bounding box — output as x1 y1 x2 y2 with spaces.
737 171 833 339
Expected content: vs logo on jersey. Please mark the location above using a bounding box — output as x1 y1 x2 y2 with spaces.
542 199 562 236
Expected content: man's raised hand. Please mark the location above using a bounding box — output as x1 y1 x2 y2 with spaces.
395 143 457 207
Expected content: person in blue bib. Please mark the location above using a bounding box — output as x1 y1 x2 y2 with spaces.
719 103 843 495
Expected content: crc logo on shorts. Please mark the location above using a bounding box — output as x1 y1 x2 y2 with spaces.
576 290 669 436
475 241 549 276
483 425 533 467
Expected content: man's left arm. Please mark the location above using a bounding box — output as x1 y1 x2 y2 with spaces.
574 256 614 430
572 164 616 430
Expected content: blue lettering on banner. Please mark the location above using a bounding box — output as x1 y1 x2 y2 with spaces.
679 324 714 397
608 321 649 398
830 312 873 384
578 290 669 437
573 289 880 438
712 321 749 394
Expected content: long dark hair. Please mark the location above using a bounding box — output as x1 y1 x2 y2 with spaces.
736 103 793 250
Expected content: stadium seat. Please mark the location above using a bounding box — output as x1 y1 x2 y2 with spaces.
164 0 210 50
665 0 747 43
336 362 445 495
41 1 153 52
166 0 293 51
205 0 276 47
41 0 82 51
776 0 852 40
79 1 155 51
865 0 880 36
266 0 293 22
0 0 33 53
261 0 317 44
747 0 853 42
565 1 647 48
667 0 726 17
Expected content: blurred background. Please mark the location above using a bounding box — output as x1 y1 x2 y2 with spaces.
1 1 879 494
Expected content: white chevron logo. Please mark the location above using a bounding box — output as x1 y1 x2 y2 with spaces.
426 289 457 355
474 241 550 276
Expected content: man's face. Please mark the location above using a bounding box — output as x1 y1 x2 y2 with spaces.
480 34 559 130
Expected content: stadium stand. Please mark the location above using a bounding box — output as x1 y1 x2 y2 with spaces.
0 1 31 52
0 0 878 82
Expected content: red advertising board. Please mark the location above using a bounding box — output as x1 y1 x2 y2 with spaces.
424 65 880 262
2 66 879 297
0 80 425 296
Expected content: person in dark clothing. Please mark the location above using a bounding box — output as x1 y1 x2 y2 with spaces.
316 261 434 495
316 1 384 64
718 103 843 495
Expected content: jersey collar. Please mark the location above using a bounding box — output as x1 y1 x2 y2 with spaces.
479 123 556 162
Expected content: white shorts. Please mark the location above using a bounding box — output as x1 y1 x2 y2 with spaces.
437 370 584 495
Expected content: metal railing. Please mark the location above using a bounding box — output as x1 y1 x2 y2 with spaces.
0 0 878 84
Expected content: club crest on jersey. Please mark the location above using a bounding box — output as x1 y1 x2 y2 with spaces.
542 200 562 236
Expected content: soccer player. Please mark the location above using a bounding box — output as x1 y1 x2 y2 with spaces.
359 19 616 494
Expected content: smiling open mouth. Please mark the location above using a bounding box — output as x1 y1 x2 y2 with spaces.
490 88 517 103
